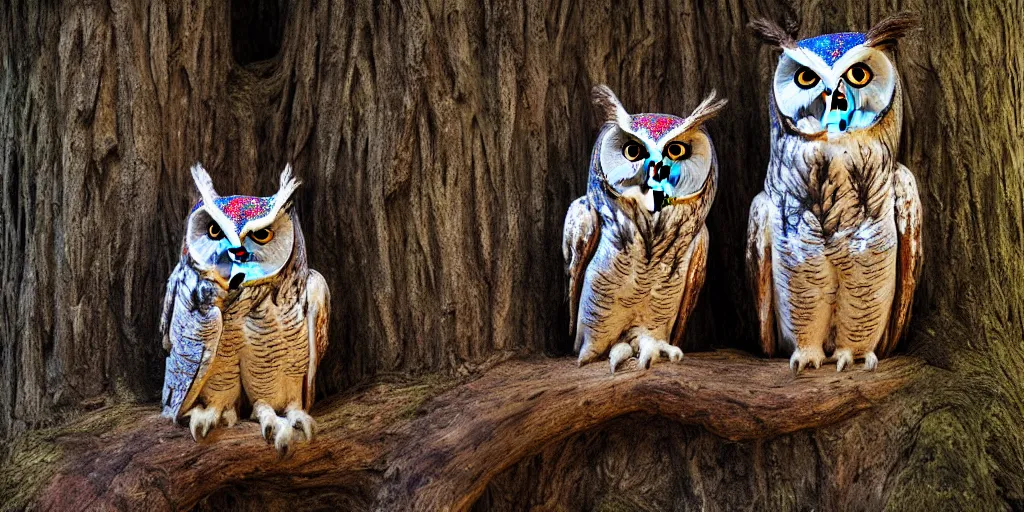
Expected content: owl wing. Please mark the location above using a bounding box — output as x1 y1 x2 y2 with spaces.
161 261 223 421
878 164 922 357
747 191 778 356
562 196 600 347
159 258 183 353
670 225 708 347
303 269 330 410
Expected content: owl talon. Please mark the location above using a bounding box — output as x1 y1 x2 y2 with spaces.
636 343 657 370
864 352 878 371
789 348 825 375
609 343 633 374
835 350 854 372
272 416 294 456
790 358 804 376
633 336 682 371
190 423 204 442
663 344 684 363
254 402 312 454
577 344 600 368
187 406 221 442
287 409 316 442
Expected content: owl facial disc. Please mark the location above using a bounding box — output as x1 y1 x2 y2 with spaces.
186 164 301 289
590 86 724 216
772 31 898 136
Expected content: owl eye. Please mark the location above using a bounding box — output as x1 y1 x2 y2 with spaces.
249 228 274 245
845 63 873 88
794 67 820 89
622 142 645 162
207 222 225 240
665 141 691 161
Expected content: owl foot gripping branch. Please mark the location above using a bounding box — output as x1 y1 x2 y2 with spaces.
157 13 921 459
161 165 329 456
563 12 919 378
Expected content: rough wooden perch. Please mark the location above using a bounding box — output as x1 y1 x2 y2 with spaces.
1 352 922 511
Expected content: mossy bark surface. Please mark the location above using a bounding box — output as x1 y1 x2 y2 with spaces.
2 0 1023 510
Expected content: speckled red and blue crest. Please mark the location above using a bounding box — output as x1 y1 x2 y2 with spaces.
192 195 275 231
629 114 684 141
797 32 866 66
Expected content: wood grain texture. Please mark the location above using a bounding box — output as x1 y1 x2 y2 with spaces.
1 0 1023 510
0 353 921 511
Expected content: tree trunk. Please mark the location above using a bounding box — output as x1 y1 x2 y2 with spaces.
2 0 1023 510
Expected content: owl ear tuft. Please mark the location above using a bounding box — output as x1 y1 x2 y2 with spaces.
684 90 728 130
190 162 220 203
276 163 302 204
748 18 796 48
865 11 919 49
592 85 631 128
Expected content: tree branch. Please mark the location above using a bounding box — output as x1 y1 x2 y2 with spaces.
2 353 922 511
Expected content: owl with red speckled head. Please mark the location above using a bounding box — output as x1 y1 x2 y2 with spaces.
746 13 922 374
160 163 330 455
563 85 726 373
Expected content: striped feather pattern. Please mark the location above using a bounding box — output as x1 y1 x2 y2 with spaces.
571 130 717 363
755 78 914 362
168 209 328 418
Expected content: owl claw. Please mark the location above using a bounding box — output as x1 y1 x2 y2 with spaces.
634 336 683 371
577 344 600 368
287 409 317 442
835 350 854 372
864 352 878 371
790 358 804 376
190 422 204 442
789 348 825 375
609 343 633 374
187 406 222 442
832 350 877 372
254 402 315 455
272 417 294 456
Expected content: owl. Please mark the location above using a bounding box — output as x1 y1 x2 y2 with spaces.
160 163 330 455
746 13 922 373
564 85 726 373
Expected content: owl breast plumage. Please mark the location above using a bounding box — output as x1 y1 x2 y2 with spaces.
747 14 923 373
564 86 726 373
160 164 330 454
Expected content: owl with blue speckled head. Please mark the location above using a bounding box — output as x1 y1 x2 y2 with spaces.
746 13 923 374
563 86 726 373
159 163 330 455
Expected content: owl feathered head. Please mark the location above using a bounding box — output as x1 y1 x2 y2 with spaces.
589 85 726 213
749 12 918 136
186 164 302 289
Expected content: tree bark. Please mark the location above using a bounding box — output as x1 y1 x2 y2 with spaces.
2 0 1023 510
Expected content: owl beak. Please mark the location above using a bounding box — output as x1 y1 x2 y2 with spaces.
228 247 250 263
823 81 853 133
645 159 672 213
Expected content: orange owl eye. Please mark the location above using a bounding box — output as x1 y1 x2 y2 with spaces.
207 222 225 240
845 63 872 88
795 67 820 89
622 142 645 162
665 141 690 160
249 228 274 245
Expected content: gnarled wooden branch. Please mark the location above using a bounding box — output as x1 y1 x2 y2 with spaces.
1 352 921 511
